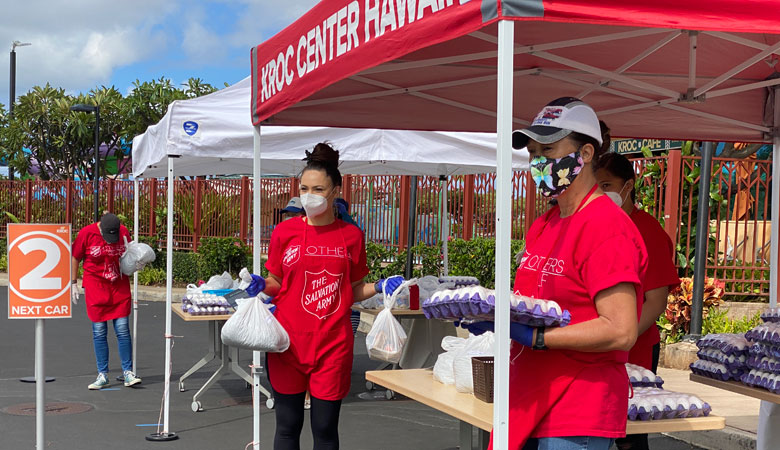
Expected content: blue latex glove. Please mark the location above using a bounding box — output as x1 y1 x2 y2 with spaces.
461 321 536 347
246 274 266 297
375 275 405 296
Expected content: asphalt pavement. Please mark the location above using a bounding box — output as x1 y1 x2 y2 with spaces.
0 285 710 450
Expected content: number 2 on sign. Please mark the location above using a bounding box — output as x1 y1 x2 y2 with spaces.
18 238 62 290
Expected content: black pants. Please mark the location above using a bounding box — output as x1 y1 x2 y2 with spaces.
273 391 342 450
615 343 661 450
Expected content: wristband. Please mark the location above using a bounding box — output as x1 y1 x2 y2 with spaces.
533 327 548 350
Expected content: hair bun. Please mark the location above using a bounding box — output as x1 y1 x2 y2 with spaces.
305 143 339 167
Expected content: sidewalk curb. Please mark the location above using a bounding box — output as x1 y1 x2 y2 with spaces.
665 426 756 450
0 272 183 302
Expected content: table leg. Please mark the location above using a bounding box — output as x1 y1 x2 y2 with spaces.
477 429 489 450
459 421 473 450
178 321 218 385
192 332 230 405
228 346 252 384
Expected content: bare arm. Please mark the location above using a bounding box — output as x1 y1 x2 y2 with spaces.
543 282 638 352
263 274 282 297
352 279 378 303
71 256 79 283
637 286 669 335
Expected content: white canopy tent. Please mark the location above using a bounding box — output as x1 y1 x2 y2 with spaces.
131 77 529 441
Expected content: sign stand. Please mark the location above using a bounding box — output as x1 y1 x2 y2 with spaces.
35 319 45 450
7 223 72 450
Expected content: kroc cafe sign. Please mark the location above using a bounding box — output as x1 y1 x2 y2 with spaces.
611 139 683 155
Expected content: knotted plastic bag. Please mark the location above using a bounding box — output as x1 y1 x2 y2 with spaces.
221 297 289 352
119 238 156 275
365 276 414 363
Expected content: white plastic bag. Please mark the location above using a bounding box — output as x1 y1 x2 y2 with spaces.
221 297 290 352
205 272 234 290
453 332 495 393
433 336 467 385
119 238 156 275
238 268 252 290
365 277 415 363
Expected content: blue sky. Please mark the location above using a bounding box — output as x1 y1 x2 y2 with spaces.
0 0 318 107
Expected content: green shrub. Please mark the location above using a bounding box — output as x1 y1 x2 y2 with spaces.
172 252 202 283
0 253 7 272
137 267 166 285
197 237 250 278
702 309 762 335
447 237 524 288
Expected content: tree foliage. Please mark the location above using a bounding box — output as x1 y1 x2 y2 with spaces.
0 77 218 180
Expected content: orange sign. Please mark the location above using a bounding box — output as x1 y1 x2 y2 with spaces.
7 224 72 319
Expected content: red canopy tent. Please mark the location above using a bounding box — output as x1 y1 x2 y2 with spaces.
246 2 780 448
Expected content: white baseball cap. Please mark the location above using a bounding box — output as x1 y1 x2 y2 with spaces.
282 197 303 213
512 97 602 149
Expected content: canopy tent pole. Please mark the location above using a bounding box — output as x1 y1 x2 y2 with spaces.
440 175 449 276
404 176 419 278
758 85 780 450
689 141 715 338
133 178 139 373
252 126 262 450
770 86 780 310
146 156 178 441
493 19 515 450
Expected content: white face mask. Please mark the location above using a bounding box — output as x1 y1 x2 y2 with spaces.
605 181 631 207
300 193 329 217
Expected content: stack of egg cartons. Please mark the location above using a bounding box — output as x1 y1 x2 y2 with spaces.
181 293 232 316
742 308 780 394
690 333 750 381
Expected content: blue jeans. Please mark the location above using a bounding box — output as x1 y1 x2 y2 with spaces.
92 316 133 374
523 436 615 450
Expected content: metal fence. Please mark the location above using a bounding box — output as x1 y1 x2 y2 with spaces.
0 151 773 299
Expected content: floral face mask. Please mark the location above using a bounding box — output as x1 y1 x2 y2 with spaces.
530 150 584 198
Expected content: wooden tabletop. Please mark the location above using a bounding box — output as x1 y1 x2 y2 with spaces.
352 305 427 317
171 303 232 322
366 369 726 435
690 373 780 404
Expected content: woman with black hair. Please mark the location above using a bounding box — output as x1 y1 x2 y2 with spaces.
594 152 680 450
258 143 403 450
471 97 648 450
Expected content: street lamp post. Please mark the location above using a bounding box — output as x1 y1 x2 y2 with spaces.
9 41 31 181
70 104 101 222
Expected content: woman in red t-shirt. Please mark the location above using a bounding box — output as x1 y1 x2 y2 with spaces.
471 98 648 450
595 152 680 450
258 143 403 450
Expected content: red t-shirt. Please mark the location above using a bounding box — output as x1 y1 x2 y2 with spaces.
628 208 680 370
72 223 131 322
504 195 647 446
265 217 368 399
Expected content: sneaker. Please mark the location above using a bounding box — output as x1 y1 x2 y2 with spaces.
123 371 142 387
88 373 110 390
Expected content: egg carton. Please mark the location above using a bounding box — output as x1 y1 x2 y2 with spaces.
746 322 780 345
421 287 571 327
696 348 748 372
746 355 780 374
690 359 745 381
181 304 232 316
696 333 750 356
741 369 780 394
749 342 780 359
437 276 480 288
183 292 231 308
628 387 711 421
760 307 780 324
625 363 664 388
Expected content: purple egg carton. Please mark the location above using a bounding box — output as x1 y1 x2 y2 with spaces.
741 371 780 394
745 323 780 345
630 380 665 388
628 401 711 421
761 307 780 324
422 289 571 328
696 334 750 356
746 355 780 374
750 342 780 359
690 364 734 381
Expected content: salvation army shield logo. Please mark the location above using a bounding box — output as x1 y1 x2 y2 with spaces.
301 269 343 320
282 245 301 267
